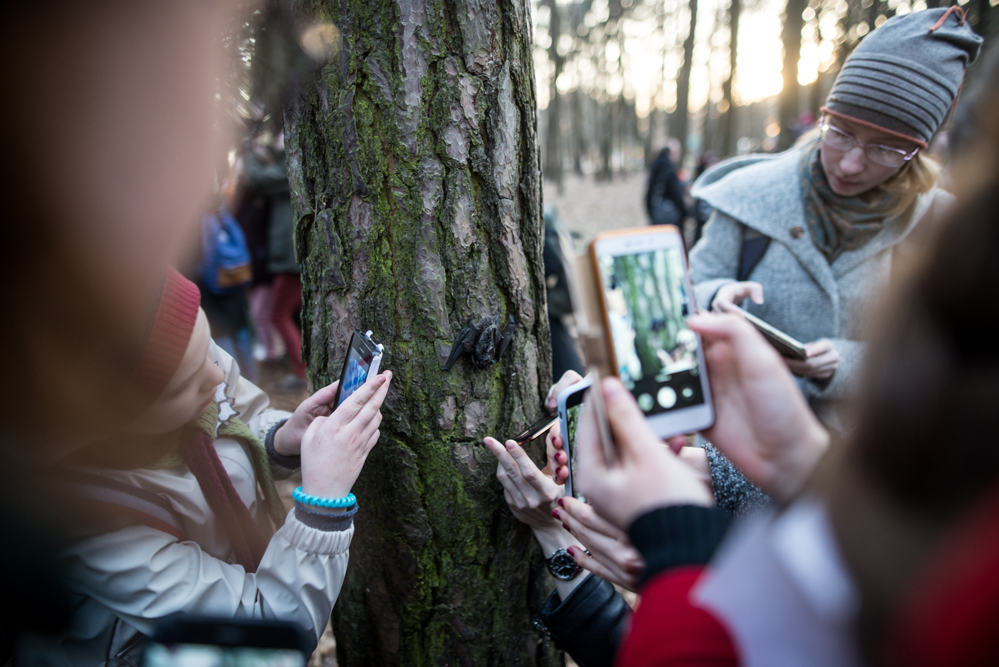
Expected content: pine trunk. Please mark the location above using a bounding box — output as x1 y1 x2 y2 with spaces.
778 0 807 150
285 0 558 665
675 0 699 166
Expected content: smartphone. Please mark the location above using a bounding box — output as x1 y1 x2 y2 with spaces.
557 376 592 499
589 227 714 438
143 617 309 667
333 330 384 407
512 414 558 445
731 306 808 360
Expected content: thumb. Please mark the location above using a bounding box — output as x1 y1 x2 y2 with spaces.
308 382 340 409
602 377 660 461
303 414 328 445
748 282 764 304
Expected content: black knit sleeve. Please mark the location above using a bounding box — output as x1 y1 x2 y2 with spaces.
628 505 733 588
264 419 301 480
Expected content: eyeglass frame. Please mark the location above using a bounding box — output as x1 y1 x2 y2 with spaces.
818 115 920 168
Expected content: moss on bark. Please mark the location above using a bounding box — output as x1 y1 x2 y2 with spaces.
286 0 558 664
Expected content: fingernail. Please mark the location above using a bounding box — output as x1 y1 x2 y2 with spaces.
557 498 564 507
551 509 560 520
506 441 517 450
566 546 575 556
562 524 571 533
377 375 386 385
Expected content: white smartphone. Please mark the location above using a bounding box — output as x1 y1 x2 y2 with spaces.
589 227 714 438
557 376 592 500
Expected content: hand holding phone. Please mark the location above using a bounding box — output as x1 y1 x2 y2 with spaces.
572 376 713 531
588 227 714 438
556 376 592 499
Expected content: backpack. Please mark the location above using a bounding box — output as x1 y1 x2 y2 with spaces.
200 208 253 294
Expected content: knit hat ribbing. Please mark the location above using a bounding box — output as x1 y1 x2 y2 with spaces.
824 6 983 147
126 268 201 403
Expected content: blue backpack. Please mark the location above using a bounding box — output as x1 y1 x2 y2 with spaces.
200 208 253 294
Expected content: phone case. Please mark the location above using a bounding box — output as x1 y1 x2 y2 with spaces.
333 331 384 406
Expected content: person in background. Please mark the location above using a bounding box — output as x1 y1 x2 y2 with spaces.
544 207 584 381
233 133 283 363
645 139 688 228
689 151 720 247
243 130 306 390
197 176 258 382
689 8 981 434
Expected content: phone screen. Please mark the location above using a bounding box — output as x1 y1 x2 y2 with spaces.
337 344 374 406
144 643 305 667
596 246 705 417
564 394 585 500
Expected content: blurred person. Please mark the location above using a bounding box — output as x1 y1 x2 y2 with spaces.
243 131 306 389
645 140 688 227
544 207 584 380
16 270 392 664
689 8 981 434
689 151 720 247
198 177 259 382
233 135 284 363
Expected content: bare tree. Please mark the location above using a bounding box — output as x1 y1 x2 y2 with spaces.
285 0 558 664
778 0 808 150
675 0 699 164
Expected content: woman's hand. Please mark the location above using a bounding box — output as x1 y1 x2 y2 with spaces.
300 371 392 500
483 436 564 529
687 313 829 501
711 281 764 313
545 370 584 415
785 338 840 380
554 496 644 592
575 377 713 532
273 382 340 457
547 423 570 485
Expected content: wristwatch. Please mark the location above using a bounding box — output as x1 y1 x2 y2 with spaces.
546 548 583 581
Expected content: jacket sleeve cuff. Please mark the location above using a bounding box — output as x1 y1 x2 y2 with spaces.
293 501 357 533
703 443 772 517
265 419 301 479
628 505 733 588
537 574 631 667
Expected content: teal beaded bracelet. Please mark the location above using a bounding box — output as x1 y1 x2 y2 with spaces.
292 487 357 509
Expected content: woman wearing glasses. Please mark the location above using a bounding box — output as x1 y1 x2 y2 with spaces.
688 7 981 437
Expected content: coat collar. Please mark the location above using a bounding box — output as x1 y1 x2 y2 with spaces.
692 150 943 299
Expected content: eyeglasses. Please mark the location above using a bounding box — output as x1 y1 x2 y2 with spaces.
819 117 919 168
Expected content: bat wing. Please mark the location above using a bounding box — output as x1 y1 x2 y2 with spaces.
496 317 516 359
442 321 481 371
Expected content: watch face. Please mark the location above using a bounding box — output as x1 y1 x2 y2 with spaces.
548 550 580 580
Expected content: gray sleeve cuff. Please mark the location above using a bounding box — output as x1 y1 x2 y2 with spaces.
293 502 358 532
264 419 301 479
703 443 772 517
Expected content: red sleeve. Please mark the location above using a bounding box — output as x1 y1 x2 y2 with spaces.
616 566 739 667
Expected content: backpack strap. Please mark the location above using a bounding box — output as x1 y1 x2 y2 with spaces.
737 228 771 282
66 472 185 541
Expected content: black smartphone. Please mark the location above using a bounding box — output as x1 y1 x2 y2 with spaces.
512 415 558 446
333 330 385 407
143 617 310 667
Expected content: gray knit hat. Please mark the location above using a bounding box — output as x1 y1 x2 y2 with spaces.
824 6 983 148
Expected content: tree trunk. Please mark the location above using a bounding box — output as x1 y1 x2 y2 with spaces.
285 1 557 665
544 0 564 193
675 0 699 166
778 0 807 150
720 0 740 157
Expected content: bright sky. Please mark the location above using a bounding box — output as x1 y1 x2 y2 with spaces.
533 0 928 117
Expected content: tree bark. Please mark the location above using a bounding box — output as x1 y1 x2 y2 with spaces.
675 0 699 166
778 0 807 150
285 0 557 665
720 0 740 156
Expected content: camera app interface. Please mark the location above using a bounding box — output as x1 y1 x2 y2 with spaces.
337 345 373 407
599 247 704 417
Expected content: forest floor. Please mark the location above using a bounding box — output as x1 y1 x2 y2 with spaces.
255 171 647 666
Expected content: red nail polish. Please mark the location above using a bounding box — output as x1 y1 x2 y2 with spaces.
557 498 564 507
551 509 560 520
563 524 571 533
567 546 575 556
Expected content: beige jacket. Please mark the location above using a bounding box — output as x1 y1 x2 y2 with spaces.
16 343 351 666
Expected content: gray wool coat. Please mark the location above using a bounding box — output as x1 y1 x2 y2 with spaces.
689 148 949 432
